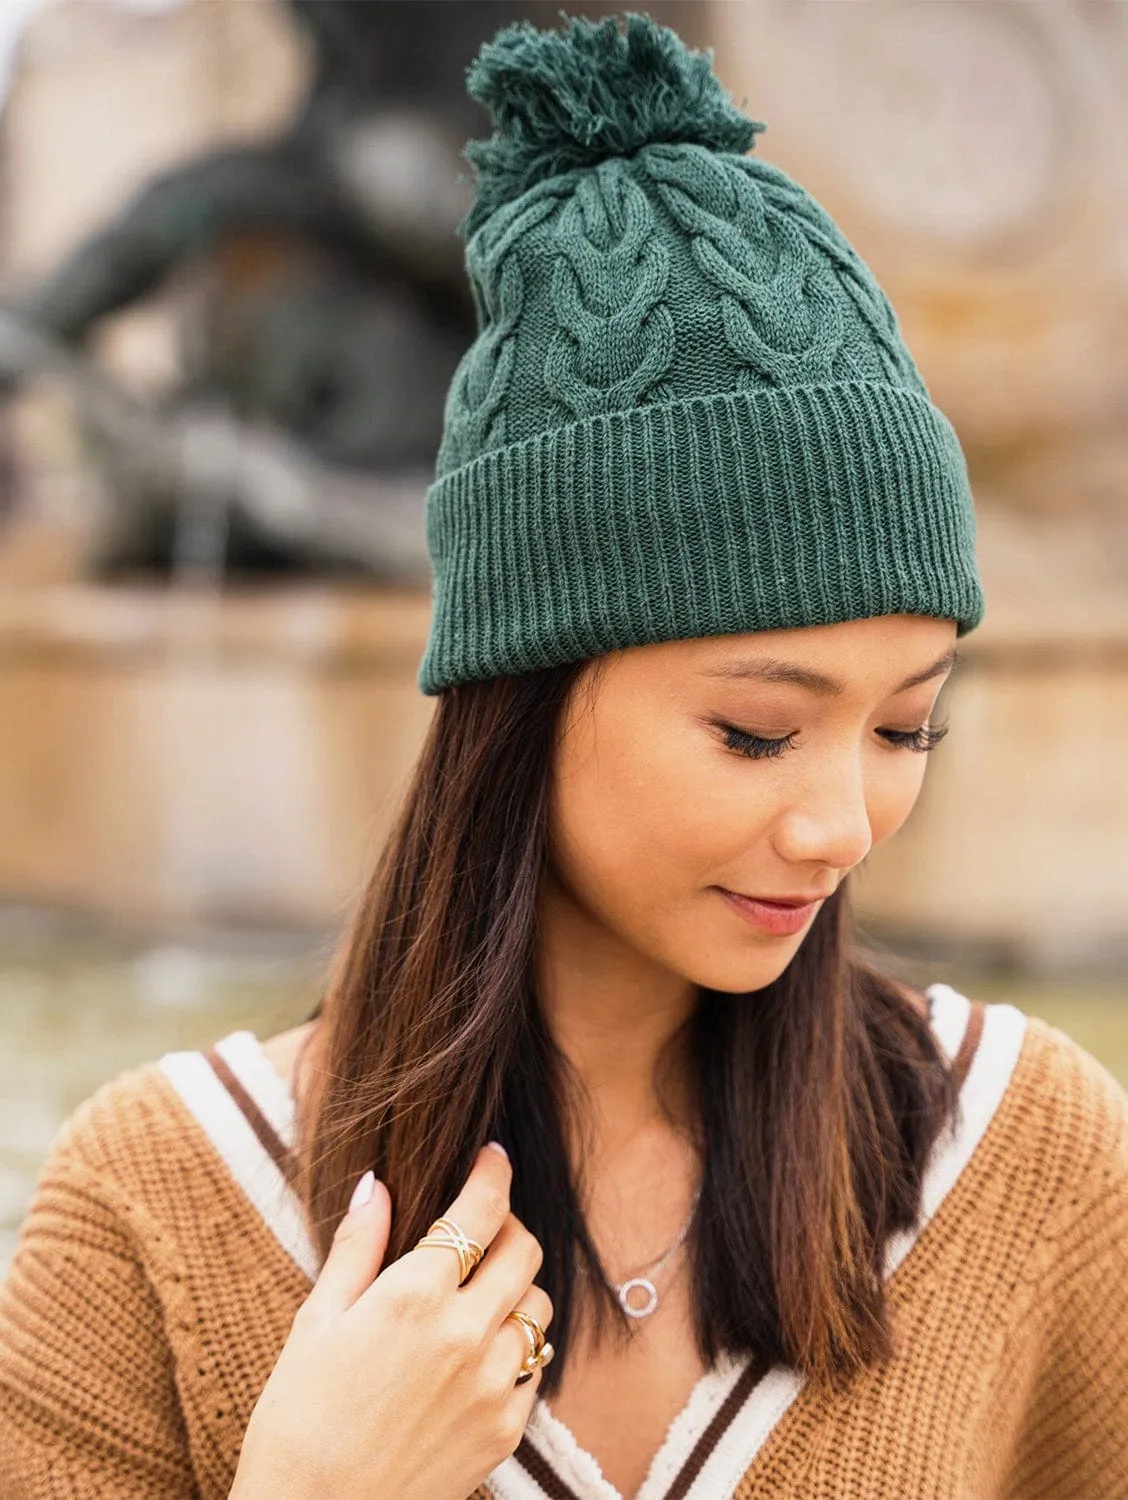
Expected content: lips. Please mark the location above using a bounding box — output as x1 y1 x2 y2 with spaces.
734 892 825 907
716 887 825 937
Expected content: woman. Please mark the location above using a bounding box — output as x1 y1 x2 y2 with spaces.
2 12 1126 1500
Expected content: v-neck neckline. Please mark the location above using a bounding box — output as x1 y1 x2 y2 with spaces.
502 1349 780 1500
157 984 1027 1500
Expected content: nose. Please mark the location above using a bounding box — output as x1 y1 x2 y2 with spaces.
769 755 874 873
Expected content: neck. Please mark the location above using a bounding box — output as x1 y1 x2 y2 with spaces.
535 871 699 1147
535 872 704 1297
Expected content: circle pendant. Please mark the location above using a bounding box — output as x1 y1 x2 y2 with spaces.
618 1277 659 1318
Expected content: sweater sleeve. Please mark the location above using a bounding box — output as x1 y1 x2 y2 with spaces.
1002 1028 1128 1499
0 1106 200 1499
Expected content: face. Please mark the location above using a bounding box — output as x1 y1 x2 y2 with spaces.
545 614 958 995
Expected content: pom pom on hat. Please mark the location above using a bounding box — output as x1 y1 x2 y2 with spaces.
459 9 767 237
418 8 984 693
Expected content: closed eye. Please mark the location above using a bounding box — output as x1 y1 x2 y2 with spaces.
877 723 950 752
717 723 797 761
715 720 950 758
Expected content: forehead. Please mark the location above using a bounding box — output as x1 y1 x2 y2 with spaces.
593 616 958 699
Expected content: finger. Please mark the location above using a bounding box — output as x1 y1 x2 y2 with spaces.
491 1284 555 1390
300 1170 392 1324
467 1210 545 1322
407 1142 513 1295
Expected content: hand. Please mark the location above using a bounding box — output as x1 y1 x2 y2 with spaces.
230 1142 551 1500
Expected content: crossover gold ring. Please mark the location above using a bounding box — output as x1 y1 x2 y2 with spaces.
506 1308 555 1385
414 1216 484 1285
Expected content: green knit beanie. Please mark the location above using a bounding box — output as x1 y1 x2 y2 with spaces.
417 10 984 695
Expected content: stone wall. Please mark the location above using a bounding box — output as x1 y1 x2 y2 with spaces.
1 1 1126 965
714 1 1128 968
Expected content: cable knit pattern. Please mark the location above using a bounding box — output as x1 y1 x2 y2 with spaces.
640 144 847 388
437 192 559 474
727 157 929 393
417 13 985 693
1 1009 1126 1497
544 162 676 419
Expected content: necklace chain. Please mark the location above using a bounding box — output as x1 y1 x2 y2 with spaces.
620 1184 701 1281
590 1184 702 1320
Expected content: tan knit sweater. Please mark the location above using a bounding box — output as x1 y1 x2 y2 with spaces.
1 985 1127 1499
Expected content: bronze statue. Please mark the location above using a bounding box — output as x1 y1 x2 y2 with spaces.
0 1 690 580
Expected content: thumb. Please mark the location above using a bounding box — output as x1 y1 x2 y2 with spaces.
305 1170 393 1322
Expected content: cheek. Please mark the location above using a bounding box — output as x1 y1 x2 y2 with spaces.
548 710 771 926
867 753 931 844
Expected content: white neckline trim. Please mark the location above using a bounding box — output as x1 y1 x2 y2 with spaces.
925 981 972 1064
509 1349 754 1500
882 985 1027 1280
213 1029 300 1147
157 1037 321 1284
158 987 1027 1500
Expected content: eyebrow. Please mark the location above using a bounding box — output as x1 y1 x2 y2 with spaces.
702 646 959 696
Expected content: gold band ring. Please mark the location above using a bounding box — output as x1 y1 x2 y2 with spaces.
505 1309 555 1385
414 1216 484 1285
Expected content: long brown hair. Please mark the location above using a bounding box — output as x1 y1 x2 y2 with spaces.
295 658 960 1396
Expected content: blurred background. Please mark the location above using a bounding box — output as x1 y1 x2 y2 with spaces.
1 0 1126 1270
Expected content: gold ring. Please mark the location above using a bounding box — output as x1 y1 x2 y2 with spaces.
505 1309 555 1385
414 1216 484 1285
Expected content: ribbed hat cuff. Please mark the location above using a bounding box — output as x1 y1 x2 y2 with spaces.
418 382 984 694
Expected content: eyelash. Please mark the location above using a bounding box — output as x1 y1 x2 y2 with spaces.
717 721 950 760
719 725 795 760
879 723 950 753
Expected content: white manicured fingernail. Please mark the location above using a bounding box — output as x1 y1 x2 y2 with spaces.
348 1169 376 1212
486 1140 509 1161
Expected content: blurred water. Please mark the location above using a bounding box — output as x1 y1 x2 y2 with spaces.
1 914 1126 1273
970 977 1128 1089
0 911 325 1270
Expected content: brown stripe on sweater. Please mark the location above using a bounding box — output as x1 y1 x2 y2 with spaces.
512 1356 771 1500
203 1047 300 1187
660 1355 772 1500
514 1433 585 1500
950 999 985 1093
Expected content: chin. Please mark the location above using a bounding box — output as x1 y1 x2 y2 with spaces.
669 934 805 996
693 953 799 995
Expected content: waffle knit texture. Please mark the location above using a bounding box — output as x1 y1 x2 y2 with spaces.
1 1007 1126 1497
418 13 984 694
